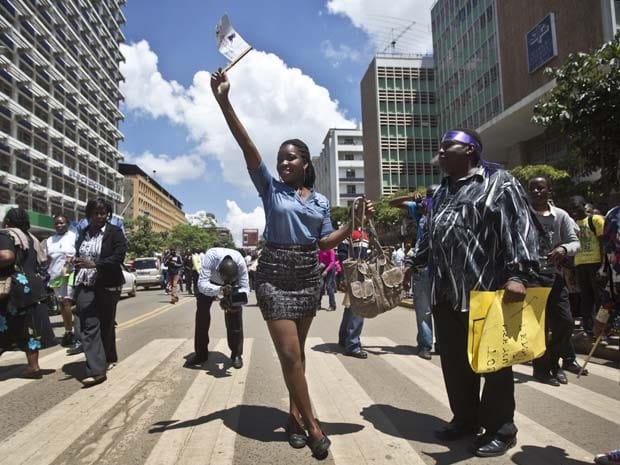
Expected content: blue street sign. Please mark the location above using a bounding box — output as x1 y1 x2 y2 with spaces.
526 13 558 74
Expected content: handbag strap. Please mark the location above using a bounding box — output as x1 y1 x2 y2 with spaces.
348 196 367 262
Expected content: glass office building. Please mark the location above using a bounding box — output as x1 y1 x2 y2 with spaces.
431 0 501 134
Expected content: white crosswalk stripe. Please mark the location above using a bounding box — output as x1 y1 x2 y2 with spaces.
145 339 253 465
0 338 185 465
306 337 427 465
511 363 620 424
0 348 76 398
366 337 595 465
0 335 617 464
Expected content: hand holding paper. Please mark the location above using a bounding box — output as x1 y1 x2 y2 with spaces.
210 68 229 102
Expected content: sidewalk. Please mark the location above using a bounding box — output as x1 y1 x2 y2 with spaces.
400 298 620 363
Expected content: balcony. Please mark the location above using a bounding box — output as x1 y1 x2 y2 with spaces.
339 177 364 182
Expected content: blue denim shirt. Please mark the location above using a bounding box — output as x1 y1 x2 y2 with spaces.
248 162 333 245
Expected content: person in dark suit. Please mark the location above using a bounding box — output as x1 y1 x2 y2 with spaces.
73 198 127 387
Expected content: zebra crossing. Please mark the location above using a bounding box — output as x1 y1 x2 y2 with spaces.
0 335 618 465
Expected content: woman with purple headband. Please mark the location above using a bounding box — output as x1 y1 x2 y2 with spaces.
422 128 540 457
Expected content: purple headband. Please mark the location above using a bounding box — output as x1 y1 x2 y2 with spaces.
441 130 482 155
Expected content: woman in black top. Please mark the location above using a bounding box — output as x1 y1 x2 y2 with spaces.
0 208 55 378
74 198 127 387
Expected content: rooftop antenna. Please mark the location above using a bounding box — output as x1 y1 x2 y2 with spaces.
382 19 416 53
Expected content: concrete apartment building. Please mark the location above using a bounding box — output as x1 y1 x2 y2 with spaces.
0 0 126 228
118 163 186 233
313 127 365 208
361 54 441 200
431 0 619 167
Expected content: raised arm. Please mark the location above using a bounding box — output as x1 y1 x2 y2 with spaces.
210 69 261 170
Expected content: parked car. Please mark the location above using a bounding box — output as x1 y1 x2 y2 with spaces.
132 257 162 289
121 264 137 297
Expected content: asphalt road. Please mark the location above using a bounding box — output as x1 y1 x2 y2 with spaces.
0 288 618 465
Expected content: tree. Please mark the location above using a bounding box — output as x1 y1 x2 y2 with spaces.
532 33 620 197
125 215 164 259
330 206 349 228
510 164 603 209
166 223 216 252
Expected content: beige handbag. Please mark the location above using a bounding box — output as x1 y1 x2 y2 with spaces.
342 197 404 318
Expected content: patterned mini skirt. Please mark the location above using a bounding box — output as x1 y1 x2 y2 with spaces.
255 243 321 321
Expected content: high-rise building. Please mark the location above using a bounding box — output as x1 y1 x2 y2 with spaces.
431 0 619 166
360 54 440 200
431 0 501 134
0 0 126 225
117 163 186 233
313 127 365 208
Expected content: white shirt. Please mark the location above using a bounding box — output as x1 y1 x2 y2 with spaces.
197 247 250 297
46 230 76 280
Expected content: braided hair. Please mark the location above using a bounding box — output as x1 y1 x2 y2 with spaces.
280 138 316 188
3 207 30 232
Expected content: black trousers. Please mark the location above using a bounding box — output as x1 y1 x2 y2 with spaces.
192 271 199 297
575 263 602 332
533 274 573 374
433 301 517 437
75 286 120 377
195 293 243 359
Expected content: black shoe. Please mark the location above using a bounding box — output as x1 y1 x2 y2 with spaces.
418 348 432 360
231 355 243 369
60 332 75 347
562 360 588 375
81 374 107 387
185 354 208 367
345 350 368 359
552 368 568 385
308 433 331 459
474 434 517 457
285 425 307 449
435 422 478 441
66 342 83 356
533 372 561 387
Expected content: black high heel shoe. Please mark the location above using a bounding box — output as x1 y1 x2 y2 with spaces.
308 420 331 460
286 425 307 449
286 415 307 449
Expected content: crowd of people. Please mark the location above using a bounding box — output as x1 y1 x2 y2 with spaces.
0 65 617 463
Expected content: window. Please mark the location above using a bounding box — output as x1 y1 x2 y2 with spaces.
345 169 356 178
344 153 354 161
346 185 356 194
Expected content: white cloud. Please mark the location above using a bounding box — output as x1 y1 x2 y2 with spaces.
326 0 434 54
120 41 356 191
124 151 207 185
221 200 265 247
321 40 362 67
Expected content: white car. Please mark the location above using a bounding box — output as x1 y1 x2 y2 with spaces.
121 264 137 298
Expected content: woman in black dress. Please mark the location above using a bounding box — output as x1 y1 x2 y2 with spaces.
0 208 56 378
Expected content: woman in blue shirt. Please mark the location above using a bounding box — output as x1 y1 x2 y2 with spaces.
211 68 373 459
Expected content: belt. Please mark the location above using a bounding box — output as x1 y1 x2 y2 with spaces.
266 242 317 251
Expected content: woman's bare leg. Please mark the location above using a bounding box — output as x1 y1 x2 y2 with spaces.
267 318 324 442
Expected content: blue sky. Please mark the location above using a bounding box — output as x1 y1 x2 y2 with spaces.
119 0 433 244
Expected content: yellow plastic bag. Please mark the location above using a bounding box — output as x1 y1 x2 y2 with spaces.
468 287 551 374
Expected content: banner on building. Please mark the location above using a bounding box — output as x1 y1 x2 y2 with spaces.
62 166 123 202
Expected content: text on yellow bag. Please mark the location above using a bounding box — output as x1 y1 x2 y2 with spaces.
468 287 551 374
